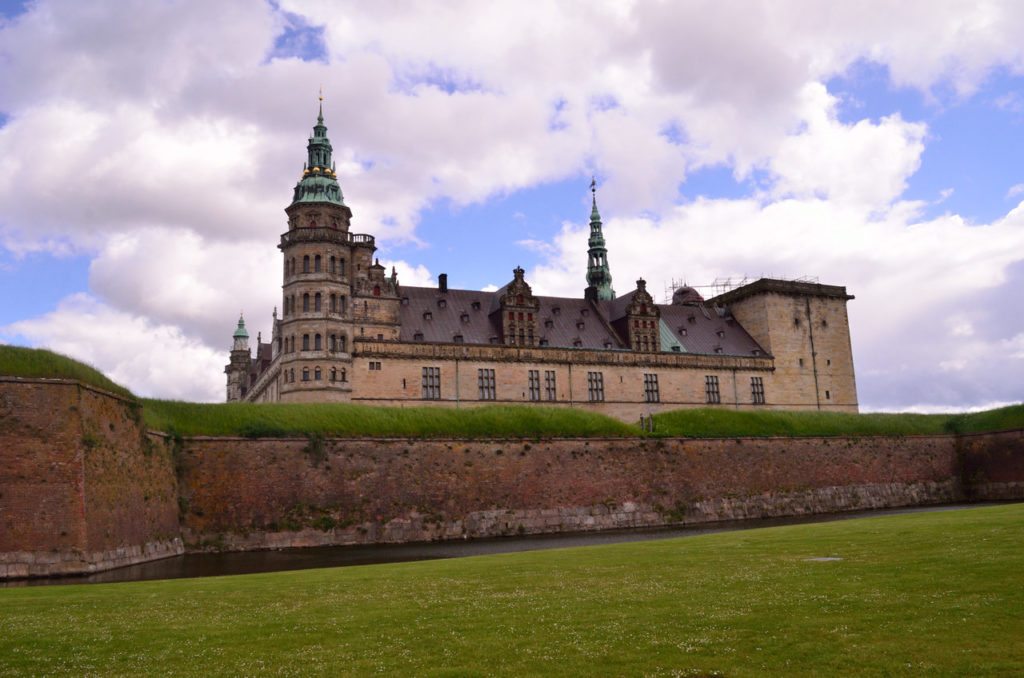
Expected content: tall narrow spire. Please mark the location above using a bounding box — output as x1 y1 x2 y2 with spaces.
585 178 615 300
291 93 345 206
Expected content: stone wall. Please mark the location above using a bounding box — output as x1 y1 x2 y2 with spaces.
0 379 182 578
959 428 1024 500
177 433 966 552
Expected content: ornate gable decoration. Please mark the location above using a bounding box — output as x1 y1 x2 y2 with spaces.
498 267 540 346
625 278 660 353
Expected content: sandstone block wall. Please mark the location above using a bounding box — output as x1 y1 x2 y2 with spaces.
0 379 182 578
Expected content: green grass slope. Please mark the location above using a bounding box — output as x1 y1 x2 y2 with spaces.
0 344 134 399
141 399 637 438
1 503 1021 676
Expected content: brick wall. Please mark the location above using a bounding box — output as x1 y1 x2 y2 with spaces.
0 379 182 578
177 433 974 552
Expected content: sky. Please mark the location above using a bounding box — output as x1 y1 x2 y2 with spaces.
1 0 1023 411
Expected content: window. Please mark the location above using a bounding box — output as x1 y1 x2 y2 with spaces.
826 359 831 366
528 370 540 401
339 335 347 352
314 367 322 380
798 358 804 367
339 296 346 315
338 259 345 277
302 255 310 273
330 368 337 382
825 390 831 400
289 257 295 275
368 361 382 370
705 375 721 404
643 373 660 403
478 368 496 400
303 293 310 312
302 334 310 351
314 255 321 272
373 285 381 297
315 293 322 312
329 256 336 274
414 332 424 341
421 367 441 399
453 334 464 343
314 334 322 350
330 294 337 312
544 370 557 401
587 371 605 402
751 377 765 404
289 368 295 382
471 301 481 310
302 368 310 382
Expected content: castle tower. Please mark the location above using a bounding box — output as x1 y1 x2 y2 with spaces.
585 178 615 301
225 314 251 401
274 95 399 402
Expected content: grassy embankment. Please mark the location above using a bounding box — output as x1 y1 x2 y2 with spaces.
1 503 1022 676
3 344 1023 438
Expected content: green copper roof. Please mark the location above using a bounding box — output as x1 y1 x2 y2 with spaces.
659 319 686 353
585 180 615 301
291 99 346 206
233 315 249 339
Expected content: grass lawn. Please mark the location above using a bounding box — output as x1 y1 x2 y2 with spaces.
1 503 1021 676
0 345 134 400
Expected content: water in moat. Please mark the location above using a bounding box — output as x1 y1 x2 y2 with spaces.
5 503 999 587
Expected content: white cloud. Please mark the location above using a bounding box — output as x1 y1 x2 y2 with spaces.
1 294 225 401
3 1 1024 408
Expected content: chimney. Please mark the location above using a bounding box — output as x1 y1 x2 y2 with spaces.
439 273 448 293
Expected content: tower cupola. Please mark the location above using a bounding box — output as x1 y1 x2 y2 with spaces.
585 178 615 301
291 93 345 206
232 314 250 351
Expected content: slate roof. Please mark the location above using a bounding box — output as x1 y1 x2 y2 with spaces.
398 285 766 356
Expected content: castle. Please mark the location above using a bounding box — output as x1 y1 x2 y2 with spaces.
225 104 859 419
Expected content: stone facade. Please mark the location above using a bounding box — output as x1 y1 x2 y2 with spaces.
225 108 861 418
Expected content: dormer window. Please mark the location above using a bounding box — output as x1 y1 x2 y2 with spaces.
688 315 696 323
539 339 549 346
453 334 464 343
576 321 585 330
752 349 761 356
552 306 561 315
716 330 725 338
581 309 589 317
544 319 553 329
401 297 409 306
438 299 447 309
603 341 613 349
671 346 681 352
423 311 432 321
414 331 424 341
679 328 688 336
714 347 723 354
460 312 470 323
489 336 499 344
471 301 481 310
573 339 582 347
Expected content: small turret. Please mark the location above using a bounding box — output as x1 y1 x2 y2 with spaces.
225 313 252 402
232 314 250 351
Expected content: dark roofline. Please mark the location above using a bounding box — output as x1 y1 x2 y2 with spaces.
709 278 854 306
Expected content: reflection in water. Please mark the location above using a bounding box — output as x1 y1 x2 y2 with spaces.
4 503 996 587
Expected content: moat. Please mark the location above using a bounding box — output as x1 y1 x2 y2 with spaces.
5 503 1000 587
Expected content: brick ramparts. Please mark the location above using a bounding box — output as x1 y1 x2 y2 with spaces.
1 379 1022 578
0 379 182 578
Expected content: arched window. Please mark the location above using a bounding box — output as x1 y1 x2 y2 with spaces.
303 293 310 312
330 294 337 312
290 257 295 275
302 255 310 273
314 334 322 350
290 295 295 314
330 367 337 382
339 296 346 315
339 335 347 352
314 255 321 272
314 293 322 312
373 285 381 297
330 334 337 352
329 256 336 274
302 368 310 382
517 294 524 304
339 259 345 277
302 334 310 351
314 367 322 381
341 368 347 382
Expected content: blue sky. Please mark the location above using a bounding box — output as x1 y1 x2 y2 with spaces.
1 1 1023 408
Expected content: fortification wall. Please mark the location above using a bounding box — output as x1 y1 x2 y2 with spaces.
0 379 182 579
2 379 1022 579
177 433 965 551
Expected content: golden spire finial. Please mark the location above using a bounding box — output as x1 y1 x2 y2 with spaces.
319 85 324 102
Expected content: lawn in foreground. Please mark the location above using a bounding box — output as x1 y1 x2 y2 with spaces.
1 504 1022 676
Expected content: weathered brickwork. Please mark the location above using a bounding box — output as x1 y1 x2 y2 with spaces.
177 433 977 552
2 379 1021 578
0 379 182 578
